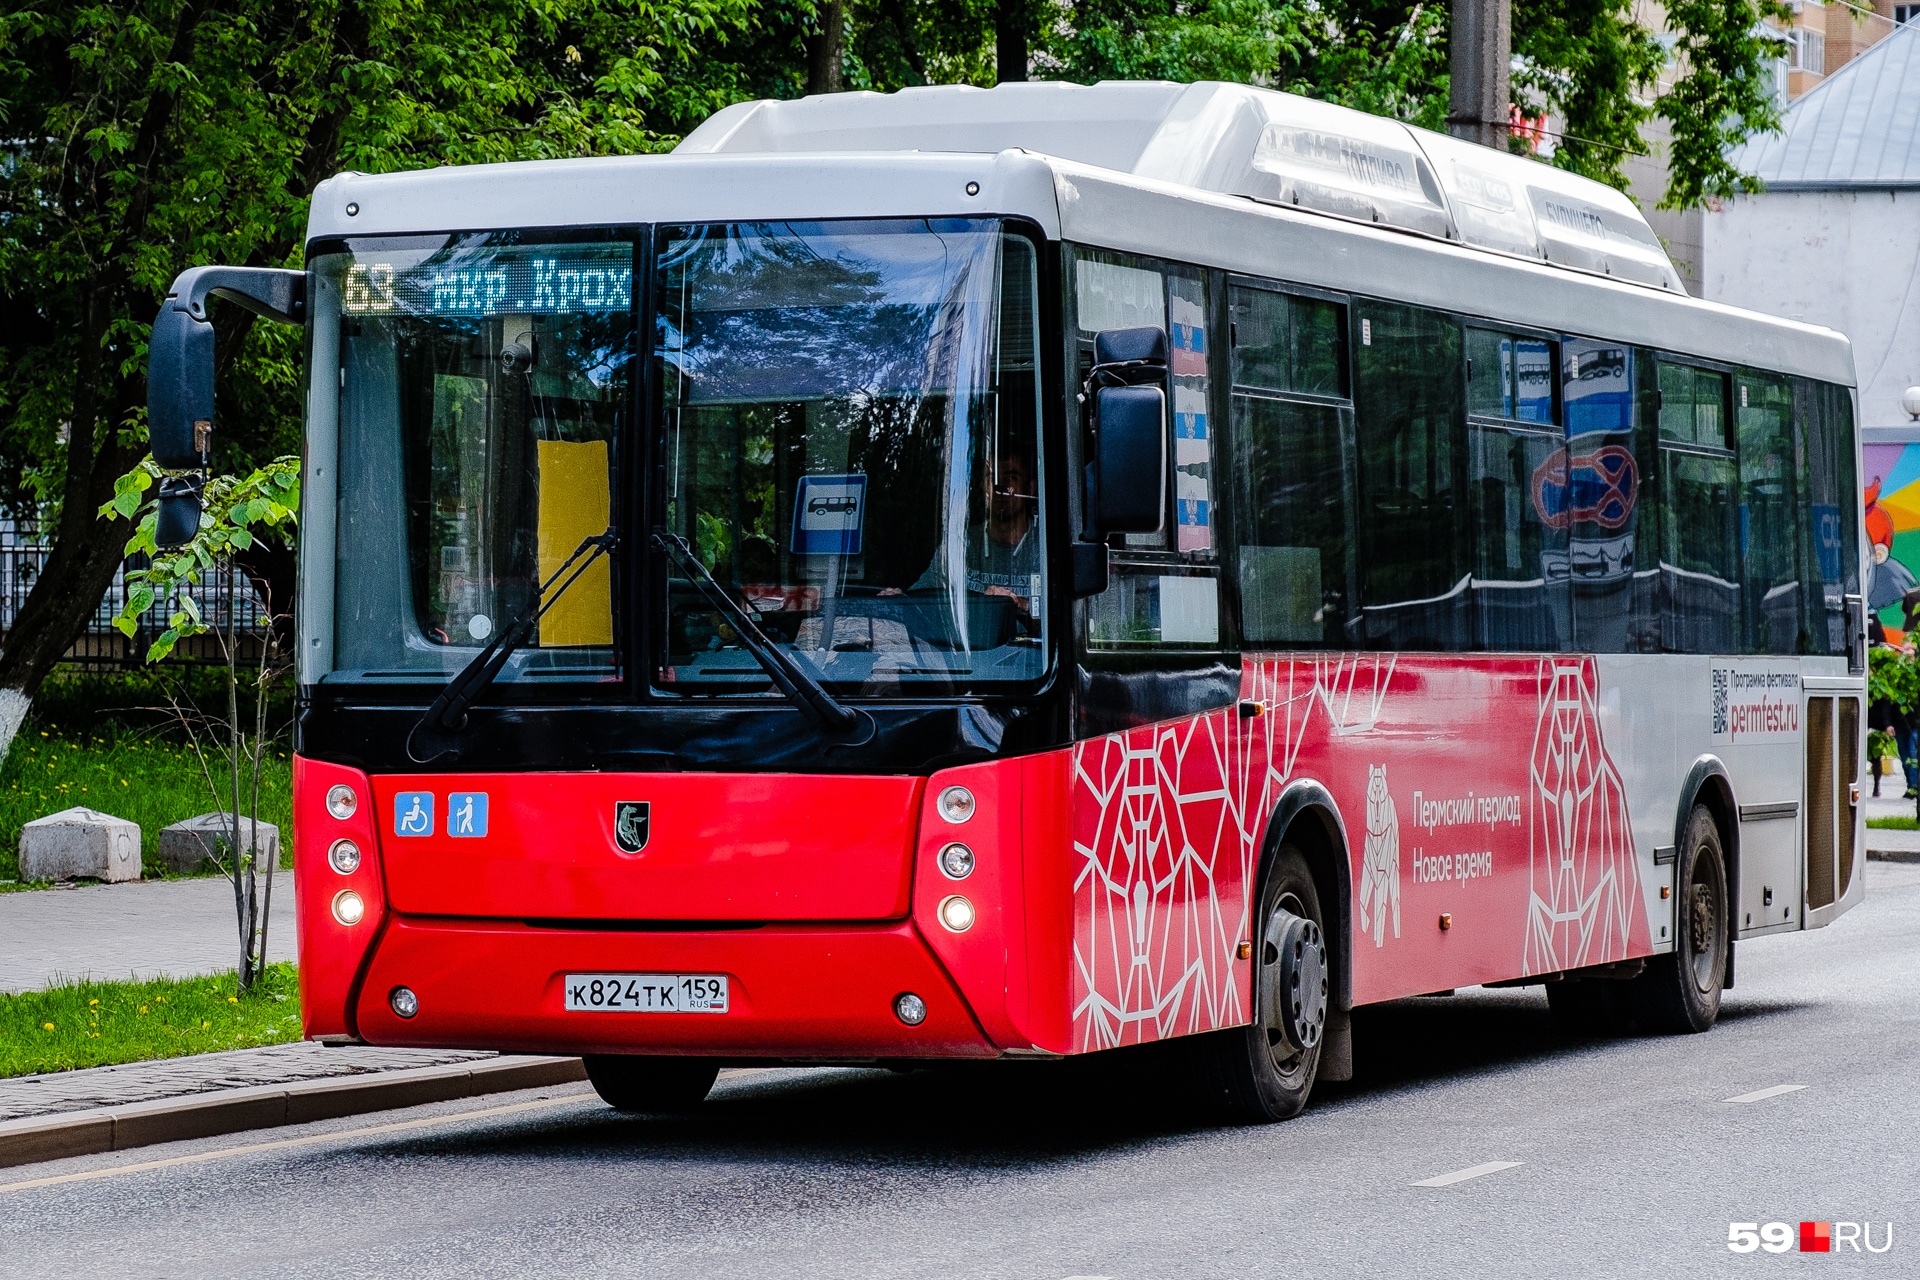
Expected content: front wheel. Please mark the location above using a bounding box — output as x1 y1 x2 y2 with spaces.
1196 846 1328 1123
1621 804 1727 1034
583 1055 720 1113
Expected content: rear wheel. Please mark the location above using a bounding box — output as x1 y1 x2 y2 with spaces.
1621 804 1728 1034
582 1055 720 1112
1198 846 1328 1123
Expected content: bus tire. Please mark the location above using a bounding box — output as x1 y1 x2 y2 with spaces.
1200 845 1326 1124
1621 804 1728 1034
583 1055 721 1112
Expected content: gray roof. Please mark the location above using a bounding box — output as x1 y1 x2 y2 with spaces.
1731 19 1920 189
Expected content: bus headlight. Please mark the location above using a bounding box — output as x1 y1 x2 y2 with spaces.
937 785 975 824
332 889 366 926
937 895 976 933
328 839 362 875
326 784 358 820
939 842 975 880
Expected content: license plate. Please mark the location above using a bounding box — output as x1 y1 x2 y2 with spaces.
563 973 729 1014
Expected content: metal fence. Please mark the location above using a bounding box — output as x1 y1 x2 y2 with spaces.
0 519 274 670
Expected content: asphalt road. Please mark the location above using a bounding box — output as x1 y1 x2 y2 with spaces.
5 863 1916 1280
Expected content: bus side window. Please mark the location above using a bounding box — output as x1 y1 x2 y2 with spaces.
1655 360 1740 653
1796 379 1857 656
1737 372 1799 654
1075 252 1222 649
1352 302 1468 651
1465 327 1566 652
1561 338 1647 654
1229 285 1352 649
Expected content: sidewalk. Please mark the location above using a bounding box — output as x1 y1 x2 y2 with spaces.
1864 792 1920 860
0 875 297 994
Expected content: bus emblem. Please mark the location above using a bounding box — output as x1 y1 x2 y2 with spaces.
614 801 650 853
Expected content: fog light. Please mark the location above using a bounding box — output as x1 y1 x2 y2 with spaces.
331 889 365 926
326 784 358 820
938 842 975 880
328 838 362 875
937 785 975 824
937 894 976 933
894 992 928 1025
390 987 419 1019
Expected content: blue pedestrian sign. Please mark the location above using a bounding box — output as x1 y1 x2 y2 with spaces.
448 792 489 838
394 791 435 837
791 474 867 556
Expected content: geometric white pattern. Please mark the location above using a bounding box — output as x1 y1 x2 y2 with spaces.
1523 657 1645 973
1070 652 1393 1051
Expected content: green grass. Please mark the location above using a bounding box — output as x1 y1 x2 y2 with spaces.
0 728 291 886
0 963 302 1078
1867 816 1918 831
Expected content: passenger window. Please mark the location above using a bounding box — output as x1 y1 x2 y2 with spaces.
1353 303 1467 650
1660 449 1741 652
1229 285 1352 647
1797 378 1858 658
1658 362 1730 448
1075 251 1221 648
1466 328 1554 425
1562 340 1653 652
1737 373 1799 653
1231 288 1346 398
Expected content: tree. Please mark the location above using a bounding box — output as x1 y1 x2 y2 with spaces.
103 456 299 991
0 0 757 761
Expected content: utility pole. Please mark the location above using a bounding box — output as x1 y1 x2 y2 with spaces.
1447 0 1511 149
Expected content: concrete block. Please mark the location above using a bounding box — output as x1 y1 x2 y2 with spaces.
157 812 280 875
18 807 140 883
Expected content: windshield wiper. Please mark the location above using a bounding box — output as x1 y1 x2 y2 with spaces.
407 531 616 763
651 530 867 738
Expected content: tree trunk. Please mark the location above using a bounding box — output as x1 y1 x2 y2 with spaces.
995 0 1029 82
806 0 844 95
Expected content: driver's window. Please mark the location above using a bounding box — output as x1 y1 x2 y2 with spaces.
1074 250 1222 649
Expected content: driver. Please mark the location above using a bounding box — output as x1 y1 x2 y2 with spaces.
888 439 1039 614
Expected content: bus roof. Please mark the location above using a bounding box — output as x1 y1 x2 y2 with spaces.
305 83 1857 388
679 81 1683 294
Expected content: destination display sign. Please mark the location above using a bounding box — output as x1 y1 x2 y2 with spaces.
339 243 633 317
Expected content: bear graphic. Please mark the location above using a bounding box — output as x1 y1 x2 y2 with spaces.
1358 764 1401 947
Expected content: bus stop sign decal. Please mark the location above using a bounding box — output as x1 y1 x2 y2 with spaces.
791 474 867 556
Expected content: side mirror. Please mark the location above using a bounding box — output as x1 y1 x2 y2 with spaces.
153 476 204 549
148 305 216 471
1091 384 1167 533
148 266 306 470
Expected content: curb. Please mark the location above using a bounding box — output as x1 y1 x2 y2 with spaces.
0 1055 585 1170
1866 848 1920 864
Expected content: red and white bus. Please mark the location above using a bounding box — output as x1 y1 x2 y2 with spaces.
150 81 1867 1122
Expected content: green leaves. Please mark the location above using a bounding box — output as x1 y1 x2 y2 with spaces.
99 454 300 663
1870 645 1920 714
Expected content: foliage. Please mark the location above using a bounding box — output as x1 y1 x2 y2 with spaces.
1869 645 1920 714
0 963 300 1078
1655 0 1793 208
105 456 300 662
0 727 292 886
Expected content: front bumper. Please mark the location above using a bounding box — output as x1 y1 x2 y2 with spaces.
352 916 999 1059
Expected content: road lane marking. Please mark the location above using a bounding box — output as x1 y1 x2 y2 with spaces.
1411 1161 1522 1187
1722 1084 1807 1104
0 1094 579 1196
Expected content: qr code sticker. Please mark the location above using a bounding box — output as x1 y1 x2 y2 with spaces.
1712 667 1729 736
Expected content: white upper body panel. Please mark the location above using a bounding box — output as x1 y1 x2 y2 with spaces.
306 80 1856 388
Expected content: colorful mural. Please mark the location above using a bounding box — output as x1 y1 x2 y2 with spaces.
1864 440 1920 638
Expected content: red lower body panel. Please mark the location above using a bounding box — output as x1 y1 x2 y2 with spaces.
352 917 997 1059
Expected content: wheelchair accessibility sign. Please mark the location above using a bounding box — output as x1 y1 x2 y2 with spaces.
791 474 866 556
394 791 434 837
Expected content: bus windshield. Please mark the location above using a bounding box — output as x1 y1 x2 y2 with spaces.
314 232 634 685
654 219 1047 696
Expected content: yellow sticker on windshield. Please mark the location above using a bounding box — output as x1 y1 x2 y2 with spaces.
537 439 613 647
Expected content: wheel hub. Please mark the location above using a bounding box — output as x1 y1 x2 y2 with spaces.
1262 908 1328 1056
